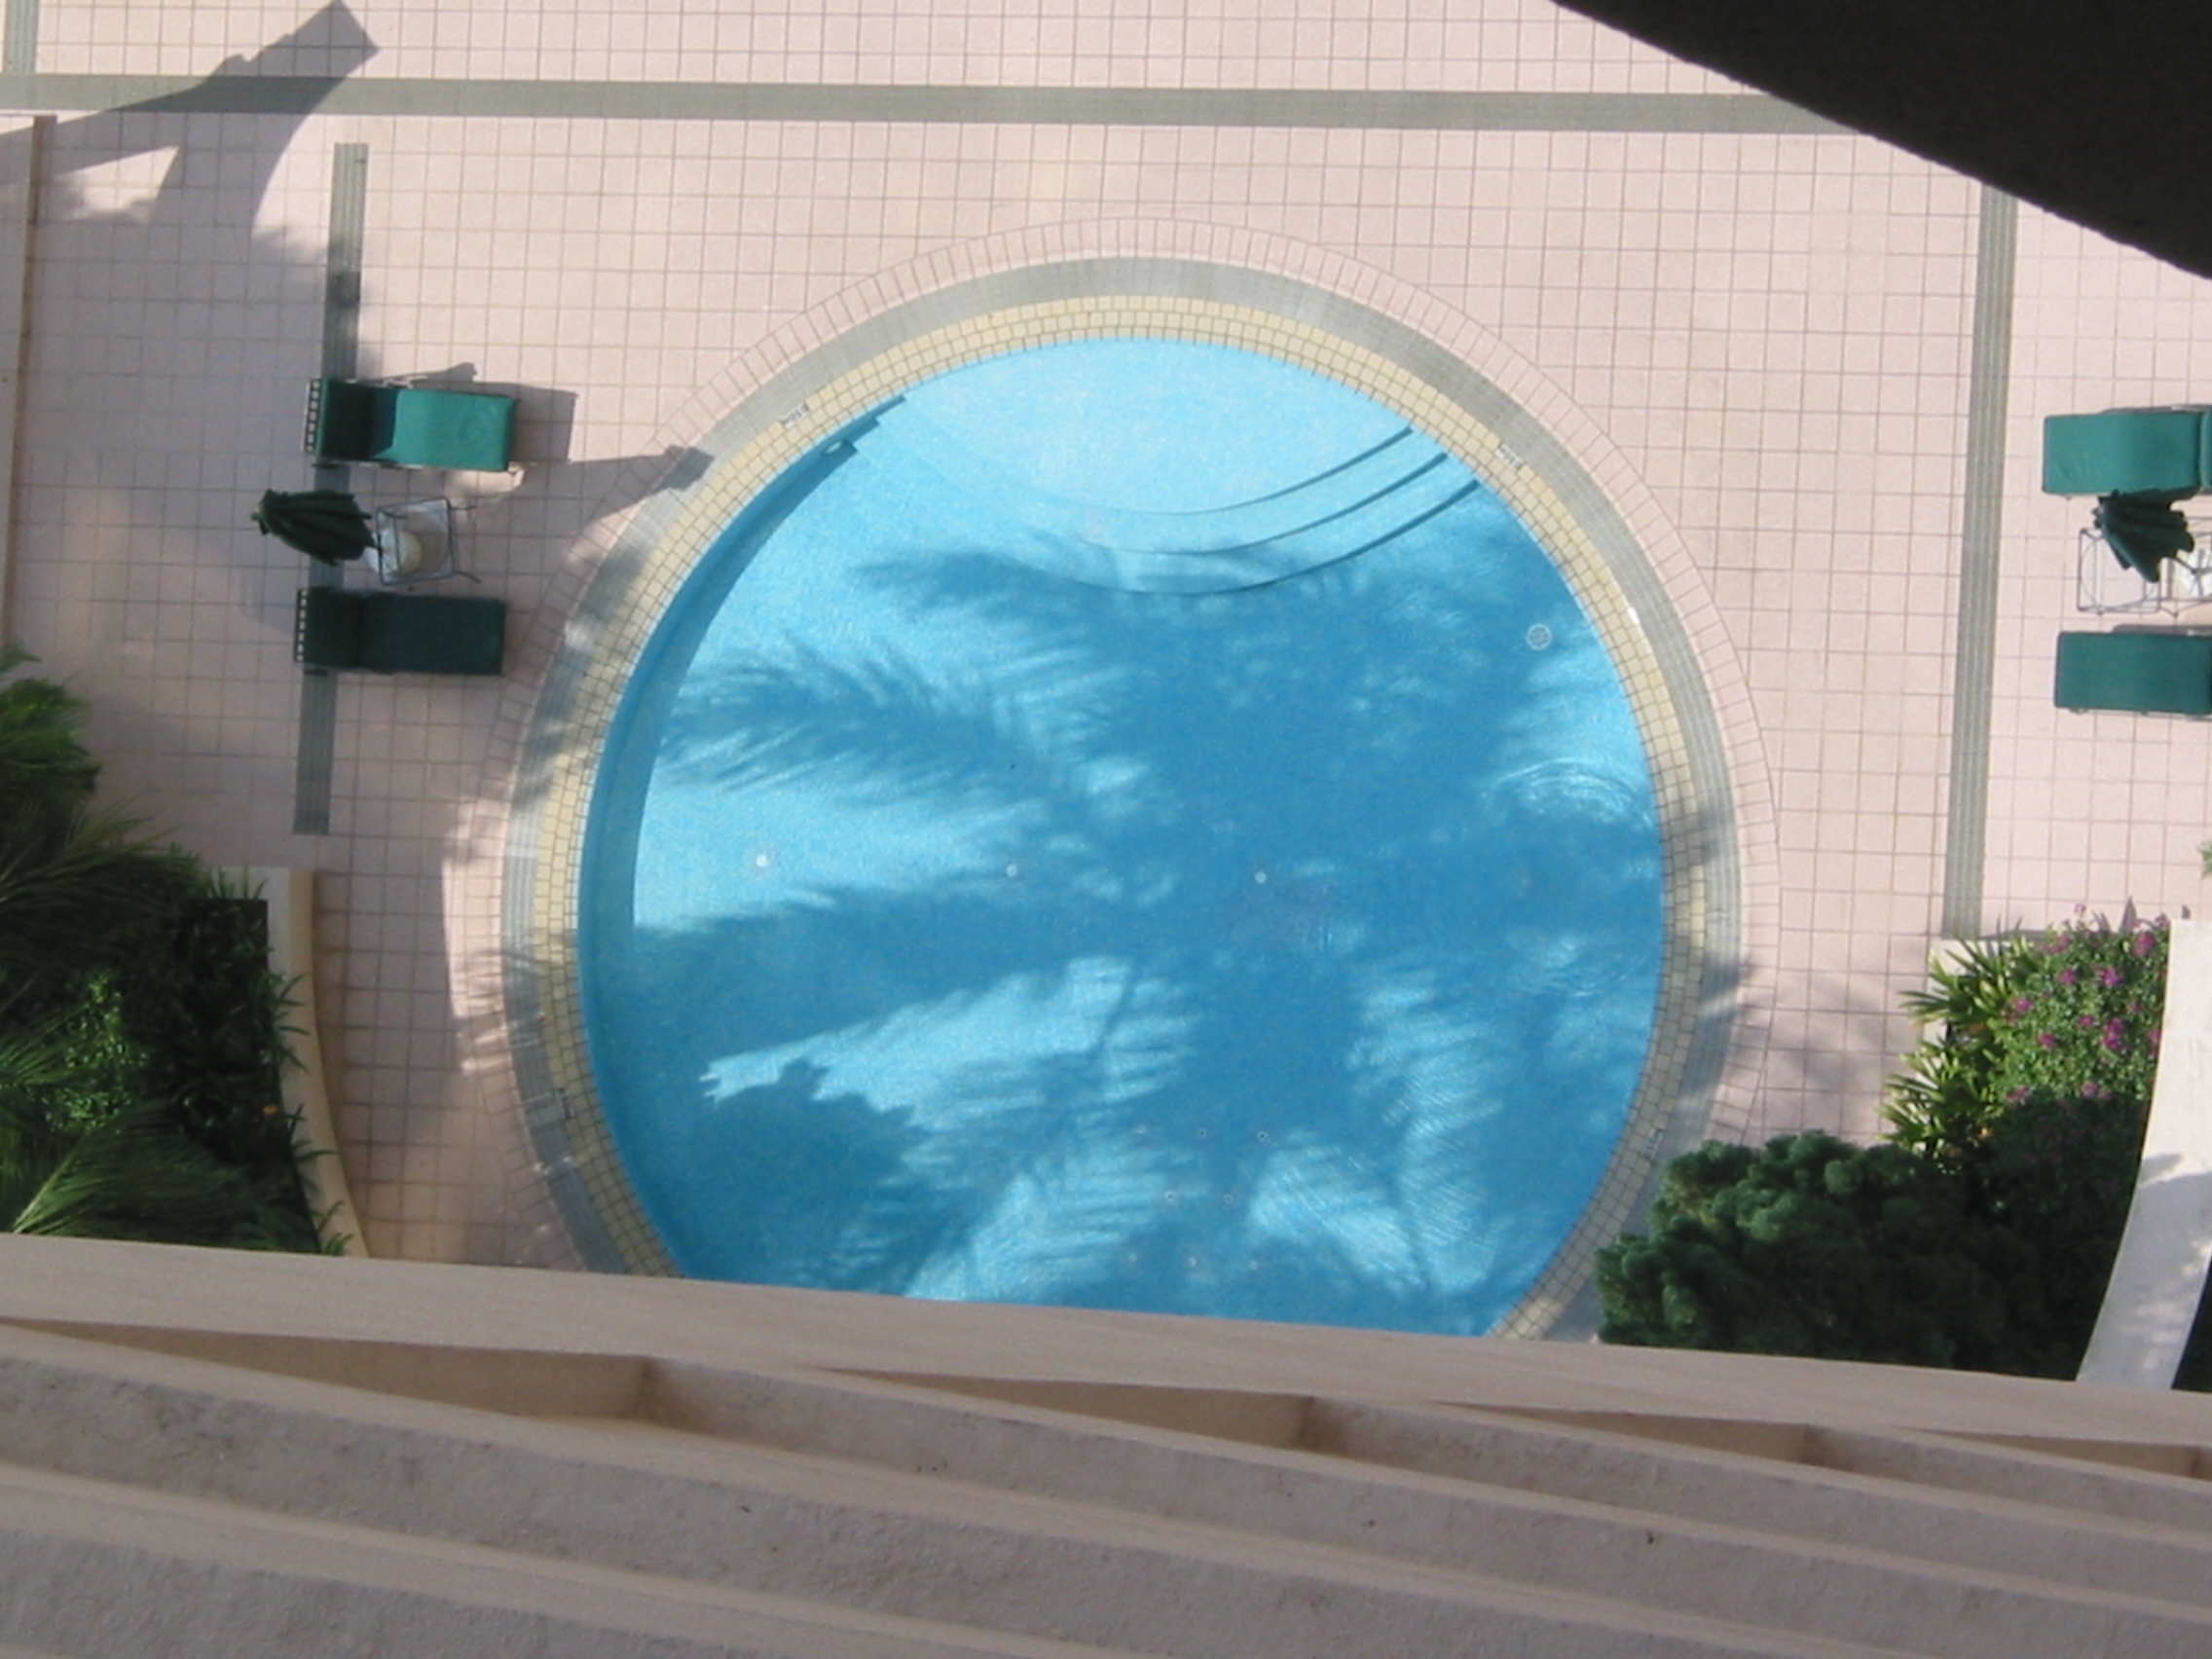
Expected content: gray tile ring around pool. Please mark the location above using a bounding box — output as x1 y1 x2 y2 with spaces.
501 259 1743 1338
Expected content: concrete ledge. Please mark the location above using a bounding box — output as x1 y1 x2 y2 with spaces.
2080 915 2212 1386
229 867 364 1256
1 1245 2211 1658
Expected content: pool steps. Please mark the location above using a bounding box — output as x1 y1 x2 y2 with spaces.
883 409 1491 593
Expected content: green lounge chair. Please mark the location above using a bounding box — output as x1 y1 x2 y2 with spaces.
2046 410 2212 592
2044 409 2212 497
307 378 517 472
2054 630 2212 716
293 587 506 676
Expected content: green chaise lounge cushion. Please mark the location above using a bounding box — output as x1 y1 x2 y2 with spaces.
2054 630 2212 716
295 588 506 676
2044 409 2212 498
313 380 516 472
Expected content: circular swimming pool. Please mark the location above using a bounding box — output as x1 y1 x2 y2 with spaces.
579 338 1664 1336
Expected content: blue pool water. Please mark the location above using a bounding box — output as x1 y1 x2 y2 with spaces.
580 339 1664 1335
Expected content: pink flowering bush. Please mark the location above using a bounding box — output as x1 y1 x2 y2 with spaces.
1990 917 2165 1110
1888 915 2166 1165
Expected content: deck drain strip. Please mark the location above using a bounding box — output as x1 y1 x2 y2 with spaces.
0 75 1841 134
2 0 34 76
1939 186 2016 940
291 141 366 837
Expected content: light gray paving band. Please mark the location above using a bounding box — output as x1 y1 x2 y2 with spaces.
291 140 367 839
318 142 367 387
1939 186 2016 940
2 0 34 77
0 73 1843 132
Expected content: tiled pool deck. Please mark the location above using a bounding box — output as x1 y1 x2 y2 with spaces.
5 0 2210 1275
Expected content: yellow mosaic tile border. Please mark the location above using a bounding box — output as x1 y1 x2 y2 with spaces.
518 294 1713 1330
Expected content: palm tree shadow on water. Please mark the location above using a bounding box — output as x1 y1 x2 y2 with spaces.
589 484 1667 1335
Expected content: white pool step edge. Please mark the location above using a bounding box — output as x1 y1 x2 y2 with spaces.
2080 914 2212 1386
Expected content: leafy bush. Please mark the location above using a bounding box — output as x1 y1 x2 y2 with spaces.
1881 937 2032 1169
0 651 322 1251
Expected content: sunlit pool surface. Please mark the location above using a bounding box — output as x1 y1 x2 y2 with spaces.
580 339 1664 1335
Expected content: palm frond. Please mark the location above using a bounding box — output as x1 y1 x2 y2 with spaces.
664 644 1080 805
0 808 199 994
6 1107 270 1245
0 664 100 858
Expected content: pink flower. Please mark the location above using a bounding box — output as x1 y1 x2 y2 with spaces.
2099 967 2122 987
2010 996 2034 1015
2038 1032 2058 1049
2134 930 2158 957
2058 968 2077 986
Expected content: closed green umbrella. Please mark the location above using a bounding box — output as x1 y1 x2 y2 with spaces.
2095 489 2196 581
250 488 374 566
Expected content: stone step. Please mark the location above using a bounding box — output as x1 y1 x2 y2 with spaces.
3 1327 2210 1659
886 410 1492 592
0 1459 1134 1659
635 1367 2212 1616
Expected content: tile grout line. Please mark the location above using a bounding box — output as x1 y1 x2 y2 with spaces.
291 140 368 839
1938 186 2016 940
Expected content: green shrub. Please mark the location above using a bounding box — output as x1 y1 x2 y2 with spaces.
1598 1133 2052 1373
1972 1089 2148 1358
0 652 322 1251
1884 937 2034 1168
